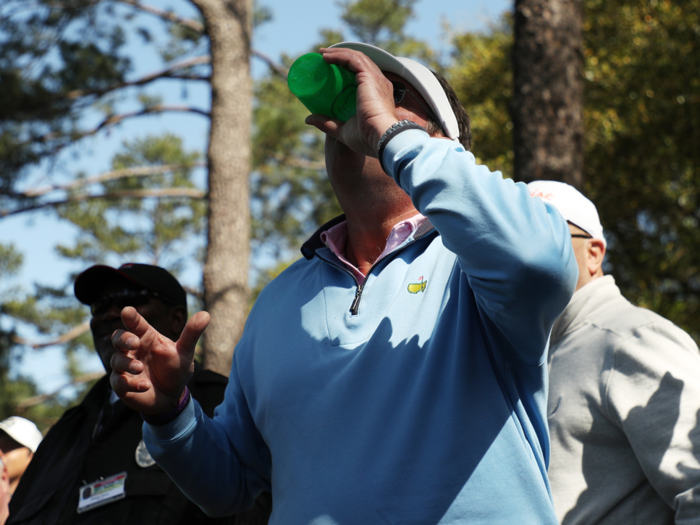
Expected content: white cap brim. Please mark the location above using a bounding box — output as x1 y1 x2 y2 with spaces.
329 42 460 141
0 416 43 453
528 180 607 248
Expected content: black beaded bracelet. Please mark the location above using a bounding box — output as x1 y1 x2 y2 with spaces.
376 120 426 174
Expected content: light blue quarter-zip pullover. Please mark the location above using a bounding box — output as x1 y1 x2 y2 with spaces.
144 129 578 524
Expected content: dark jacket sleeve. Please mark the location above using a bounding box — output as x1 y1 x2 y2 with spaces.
8 369 271 525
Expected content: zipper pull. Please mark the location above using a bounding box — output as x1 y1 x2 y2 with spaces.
350 284 364 315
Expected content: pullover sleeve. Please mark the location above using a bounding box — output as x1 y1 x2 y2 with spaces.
143 347 271 517
383 130 578 364
605 319 700 522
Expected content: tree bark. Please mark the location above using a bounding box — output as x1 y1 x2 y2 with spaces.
190 0 252 375
512 0 584 188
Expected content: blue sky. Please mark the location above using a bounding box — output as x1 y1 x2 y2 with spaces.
1 0 510 393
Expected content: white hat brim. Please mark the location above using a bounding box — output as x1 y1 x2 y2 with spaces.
329 42 460 141
0 416 43 453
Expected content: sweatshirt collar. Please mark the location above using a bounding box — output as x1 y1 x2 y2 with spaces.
551 275 620 344
300 214 435 260
301 215 347 260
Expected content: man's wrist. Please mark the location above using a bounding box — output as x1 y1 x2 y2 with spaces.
140 386 191 426
376 120 427 173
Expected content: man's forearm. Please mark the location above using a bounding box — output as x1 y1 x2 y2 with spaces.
382 128 578 362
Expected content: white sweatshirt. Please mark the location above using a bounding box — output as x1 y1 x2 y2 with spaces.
547 275 700 524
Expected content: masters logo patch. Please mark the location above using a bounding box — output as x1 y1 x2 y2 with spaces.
407 276 427 294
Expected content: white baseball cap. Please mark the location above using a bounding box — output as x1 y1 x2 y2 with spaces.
329 42 460 142
528 180 606 248
0 417 43 453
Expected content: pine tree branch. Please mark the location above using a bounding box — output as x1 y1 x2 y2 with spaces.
38 105 210 145
16 370 106 410
64 55 212 100
1 188 206 218
12 322 90 349
89 105 211 131
22 163 207 198
95 188 206 199
116 0 288 78
115 0 205 33
252 49 289 79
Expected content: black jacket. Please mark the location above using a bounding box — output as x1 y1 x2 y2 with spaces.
8 365 271 525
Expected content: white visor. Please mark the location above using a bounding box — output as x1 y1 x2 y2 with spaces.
329 42 460 141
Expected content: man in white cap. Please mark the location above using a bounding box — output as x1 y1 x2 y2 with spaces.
0 417 42 496
529 180 700 524
1 456 10 525
108 44 578 523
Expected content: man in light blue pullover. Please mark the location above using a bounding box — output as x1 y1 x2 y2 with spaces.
107 42 578 524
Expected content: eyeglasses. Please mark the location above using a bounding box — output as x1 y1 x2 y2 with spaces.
391 80 447 137
90 289 157 316
570 234 593 239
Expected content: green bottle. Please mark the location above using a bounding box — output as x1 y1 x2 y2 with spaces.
287 53 357 122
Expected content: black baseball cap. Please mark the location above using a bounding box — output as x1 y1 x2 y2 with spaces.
74 263 187 309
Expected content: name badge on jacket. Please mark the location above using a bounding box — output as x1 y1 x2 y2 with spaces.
77 472 127 513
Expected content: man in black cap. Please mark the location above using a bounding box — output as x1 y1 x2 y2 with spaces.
7 263 271 525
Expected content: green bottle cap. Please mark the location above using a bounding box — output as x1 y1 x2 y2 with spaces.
287 53 357 122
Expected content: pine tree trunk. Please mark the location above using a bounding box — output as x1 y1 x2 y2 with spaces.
512 0 584 188
190 0 252 375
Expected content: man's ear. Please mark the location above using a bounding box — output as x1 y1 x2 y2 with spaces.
169 306 187 338
587 239 606 276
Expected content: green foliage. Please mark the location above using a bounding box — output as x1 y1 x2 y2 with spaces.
0 246 32 422
0 0 133 200
0 0 212 424
338 0 434 59
0 246 70 431
0 0 213 219
581 0 700 340
447 15 514 174
1 276 107 428
340 0 417 45
5 284 87 337
0 134 205 424
161 13 206 63
253 1 273 28
0 370 75 433
56 134 206 274
0 243 22 276
444 1 700 341
252 68 341 261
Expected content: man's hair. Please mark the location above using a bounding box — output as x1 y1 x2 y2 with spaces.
427 71 472 152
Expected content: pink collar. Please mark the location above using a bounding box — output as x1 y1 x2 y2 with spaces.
320 214 428 285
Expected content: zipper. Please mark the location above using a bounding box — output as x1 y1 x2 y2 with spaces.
317 257 365 315
350 284 364 315
348 252 387 315
339 225 436 316
317 258 363 314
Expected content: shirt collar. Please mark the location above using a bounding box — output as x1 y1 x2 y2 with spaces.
319 213 428 284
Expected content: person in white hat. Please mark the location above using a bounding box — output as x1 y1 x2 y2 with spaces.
1 456 11 525
107 42 579 524
529 180 700 524
0 417 42 496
